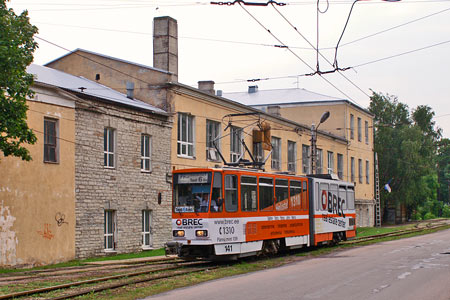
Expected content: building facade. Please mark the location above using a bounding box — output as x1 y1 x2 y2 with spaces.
0 81 76 267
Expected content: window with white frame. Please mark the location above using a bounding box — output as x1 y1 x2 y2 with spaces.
104 127 115 168
350 114 354 140
337 153 344 180
253 142 263 162
302 144 310 174
365 121 369 144
142 210 152 248
327 151 334 174
366 160 370 184
230 126 242 163
206 120 221 161
351 157 355 182
271 136 281 170
104 210 116 251
358 117 362 142
288 141 297 173
359 159 363 183
177 113 195 158
44 118 58 163
141 134 151 172
316 148 323 174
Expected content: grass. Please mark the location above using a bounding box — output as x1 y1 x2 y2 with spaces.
356 224 414 238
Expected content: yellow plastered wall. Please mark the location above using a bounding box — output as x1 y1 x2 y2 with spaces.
0 96 76 267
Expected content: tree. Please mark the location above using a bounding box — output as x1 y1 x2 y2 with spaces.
0 0 38 161
369 92 440 222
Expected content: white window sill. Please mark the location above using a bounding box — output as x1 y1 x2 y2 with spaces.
104 249 117 254
177 155 196 160
142 246 154 251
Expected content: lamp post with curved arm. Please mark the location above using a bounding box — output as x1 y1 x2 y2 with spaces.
310 111 330 175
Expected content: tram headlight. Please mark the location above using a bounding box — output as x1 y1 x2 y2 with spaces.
173 230 185 237
196 230 208 237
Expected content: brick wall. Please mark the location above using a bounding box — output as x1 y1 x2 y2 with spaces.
74 98 172 258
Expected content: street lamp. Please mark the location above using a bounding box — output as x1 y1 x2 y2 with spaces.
333 0 401 69
311 111 330 174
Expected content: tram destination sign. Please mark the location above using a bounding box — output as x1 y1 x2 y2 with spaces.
178 173 209 184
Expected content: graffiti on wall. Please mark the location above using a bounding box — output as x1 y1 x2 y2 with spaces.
0 201 18 266
55 212 68 226
37 223 54 240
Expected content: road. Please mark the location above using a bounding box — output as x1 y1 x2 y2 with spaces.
145 229 450 300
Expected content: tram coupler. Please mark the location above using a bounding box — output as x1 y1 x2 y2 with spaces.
165 241 183 256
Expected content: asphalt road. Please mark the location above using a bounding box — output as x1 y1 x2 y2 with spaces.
146 229 450 300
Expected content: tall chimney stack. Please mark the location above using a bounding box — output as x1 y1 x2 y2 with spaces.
153 16 178 81
198 81 215 95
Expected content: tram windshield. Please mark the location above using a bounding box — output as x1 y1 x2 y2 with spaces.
173 172 212 213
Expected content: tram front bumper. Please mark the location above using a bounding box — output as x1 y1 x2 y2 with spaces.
165 241 183 256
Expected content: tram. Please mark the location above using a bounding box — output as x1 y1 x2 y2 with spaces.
166 167 356 260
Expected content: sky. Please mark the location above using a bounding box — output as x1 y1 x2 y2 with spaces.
8 0 450 137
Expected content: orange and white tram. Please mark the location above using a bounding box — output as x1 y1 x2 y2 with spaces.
166 167 356 259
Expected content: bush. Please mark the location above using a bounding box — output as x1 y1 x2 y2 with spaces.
423 212 436 220
443 205 450 218
411 211 422 221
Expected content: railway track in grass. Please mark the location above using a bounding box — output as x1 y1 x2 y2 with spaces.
0 260 216 300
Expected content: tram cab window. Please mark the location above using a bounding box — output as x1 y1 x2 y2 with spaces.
225 174 238 212
173 172 211 213
211 172 223 212
259 177 274 211
241 176 257 212
290 180 302 210
347 186 355 210
275 179 289 211
339 186 347 210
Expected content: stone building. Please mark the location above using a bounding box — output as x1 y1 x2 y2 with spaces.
45 16 377 233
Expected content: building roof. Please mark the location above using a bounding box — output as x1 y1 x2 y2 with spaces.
44 48 172 75
222 87 345 106
27 64 167 115
223 87 373 116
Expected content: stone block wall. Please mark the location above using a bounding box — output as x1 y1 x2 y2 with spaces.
355 199 375 228
74 99 172 258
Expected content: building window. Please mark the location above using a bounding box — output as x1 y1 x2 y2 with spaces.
253 142 263 162
316 148 323 174
206 120 220 161
141 134 151 172
302 144 310 174
230 126 242 163
271 136 281 170
44 118 58 163
365 121 369 144
366 160 370 184
357 117 362 142
351 157 355 182
337 153 344 180
142 210 152 248
104 127 115 168
358 159 363 183
288 141 297 173
350 114 354 140
104 210 116 251
177 113 195 158
327 151 334 174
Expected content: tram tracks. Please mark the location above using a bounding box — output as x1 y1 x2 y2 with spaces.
0 260 215 300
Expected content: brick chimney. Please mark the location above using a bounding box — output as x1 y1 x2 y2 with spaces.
198 81 215 95
153 16 178 81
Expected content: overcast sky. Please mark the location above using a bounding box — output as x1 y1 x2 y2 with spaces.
8 0 450 137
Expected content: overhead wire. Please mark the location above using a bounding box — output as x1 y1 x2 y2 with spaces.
271 3 370 99
237 2 358 104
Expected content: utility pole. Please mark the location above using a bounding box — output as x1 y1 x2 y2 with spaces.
310 111 330 174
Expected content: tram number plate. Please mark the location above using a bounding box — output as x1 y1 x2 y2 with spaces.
215 243 240 255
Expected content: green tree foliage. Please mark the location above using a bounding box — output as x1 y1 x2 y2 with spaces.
0 0 38 161
437 138 450 204
369 92 441 222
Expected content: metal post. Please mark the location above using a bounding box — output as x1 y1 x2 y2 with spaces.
310 123 316 174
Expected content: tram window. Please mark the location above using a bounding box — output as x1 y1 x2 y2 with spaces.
290 180 302 211
318 183 328 211
259 177 274 211
225 175 238 212
347 187 355 210
275 179 289 211
241 176 257 212
339 187 347 210
211 172 223 212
